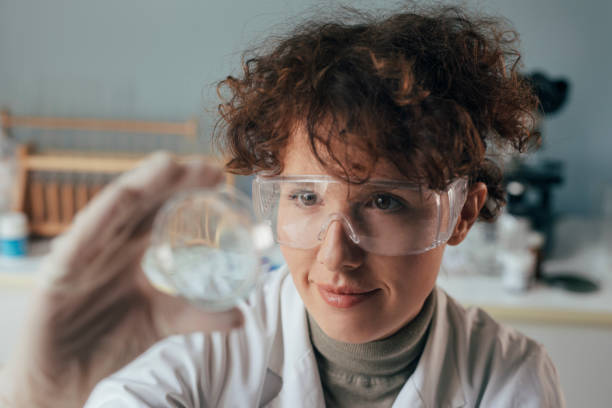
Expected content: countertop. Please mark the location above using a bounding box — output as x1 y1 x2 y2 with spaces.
438 216 612 326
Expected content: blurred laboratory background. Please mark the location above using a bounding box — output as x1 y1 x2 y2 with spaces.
0 0 611 407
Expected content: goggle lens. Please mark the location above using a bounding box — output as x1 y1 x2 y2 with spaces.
253 176 467 256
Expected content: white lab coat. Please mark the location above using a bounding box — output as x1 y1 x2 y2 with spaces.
85 266 564 407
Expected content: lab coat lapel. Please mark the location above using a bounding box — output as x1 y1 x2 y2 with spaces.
393 287 465 408
268 274 325 408
259 369 283 407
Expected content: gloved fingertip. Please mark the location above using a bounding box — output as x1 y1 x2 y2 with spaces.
227 309 245 328
204 307 245 331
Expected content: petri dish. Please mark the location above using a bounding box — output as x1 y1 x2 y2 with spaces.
142 184 274 311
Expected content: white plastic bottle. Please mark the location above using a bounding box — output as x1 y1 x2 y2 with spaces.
0 126 27 258
0 126 17 212
0 212 28 257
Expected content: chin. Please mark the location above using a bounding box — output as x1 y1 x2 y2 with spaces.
309 300 393 343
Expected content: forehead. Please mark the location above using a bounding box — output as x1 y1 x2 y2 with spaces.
281 126 410 181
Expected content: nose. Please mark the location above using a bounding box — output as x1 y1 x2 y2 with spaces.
316 216 365 271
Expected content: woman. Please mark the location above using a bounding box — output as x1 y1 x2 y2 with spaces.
1 5 564 407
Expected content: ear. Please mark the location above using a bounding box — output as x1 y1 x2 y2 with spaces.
447 182 488 246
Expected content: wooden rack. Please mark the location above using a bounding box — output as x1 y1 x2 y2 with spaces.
1 110 233 237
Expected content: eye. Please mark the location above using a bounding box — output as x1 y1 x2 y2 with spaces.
367 193 404 211
289 191 320 207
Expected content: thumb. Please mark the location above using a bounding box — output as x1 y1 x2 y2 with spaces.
152 290 244 336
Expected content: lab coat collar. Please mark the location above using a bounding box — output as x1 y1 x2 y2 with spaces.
273 269 465 408
273 271 326 407
400 287 466 407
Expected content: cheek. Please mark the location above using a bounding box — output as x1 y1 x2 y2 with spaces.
280 245 316 284
375 248 444 304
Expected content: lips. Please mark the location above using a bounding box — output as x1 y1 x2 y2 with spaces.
316 284 379 308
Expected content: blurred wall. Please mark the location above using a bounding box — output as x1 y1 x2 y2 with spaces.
480 0 612 217
1 0 610 215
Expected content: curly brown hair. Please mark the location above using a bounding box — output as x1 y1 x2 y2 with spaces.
214 5 539 221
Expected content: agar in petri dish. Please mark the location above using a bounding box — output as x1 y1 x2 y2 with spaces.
142 184 273 311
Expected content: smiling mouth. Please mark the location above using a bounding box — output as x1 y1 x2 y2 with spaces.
315 284 379 308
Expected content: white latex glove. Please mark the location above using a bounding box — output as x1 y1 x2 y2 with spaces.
0 153 244 407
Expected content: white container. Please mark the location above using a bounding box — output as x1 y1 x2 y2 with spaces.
0 212 28 257
500 249 536 292
0 129 17 213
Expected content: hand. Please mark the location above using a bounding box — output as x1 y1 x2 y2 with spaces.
0 153 244 407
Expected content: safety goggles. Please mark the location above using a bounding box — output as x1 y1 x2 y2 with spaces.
252 175 468 256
